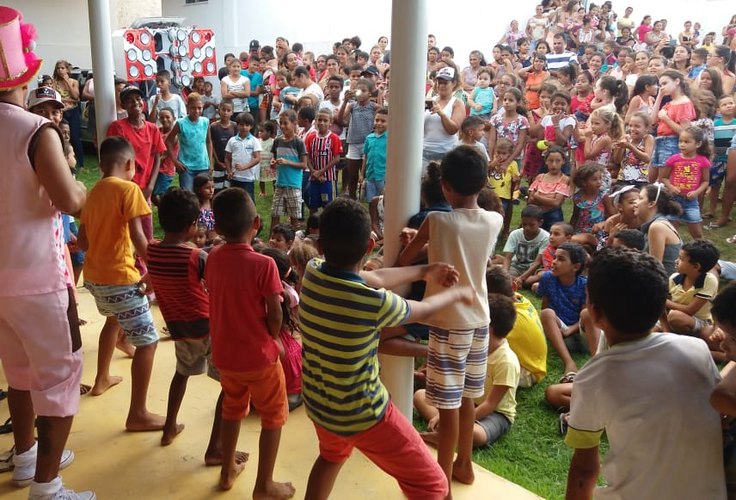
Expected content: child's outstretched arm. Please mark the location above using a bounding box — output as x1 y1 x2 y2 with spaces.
406 285 475 324
360 262 459 291
566 447 600 500
397 218 429 266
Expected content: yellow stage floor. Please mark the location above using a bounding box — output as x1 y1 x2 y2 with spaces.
0 286 539 499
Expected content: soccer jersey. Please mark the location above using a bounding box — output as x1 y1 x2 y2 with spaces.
300 259 410 435
305 130 343 182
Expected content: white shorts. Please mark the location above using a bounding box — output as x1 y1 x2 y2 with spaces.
346 143 365 160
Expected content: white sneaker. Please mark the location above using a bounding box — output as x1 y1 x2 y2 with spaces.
12 443 74 487
29 478 96 500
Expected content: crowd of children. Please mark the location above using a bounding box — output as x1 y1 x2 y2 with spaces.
5 2 736 499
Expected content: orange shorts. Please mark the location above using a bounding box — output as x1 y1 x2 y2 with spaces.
219 360 288 428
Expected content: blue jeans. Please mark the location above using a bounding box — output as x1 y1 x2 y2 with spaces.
541 207 564 232
64 106 83 168
364 179 385 201
230 179 255 201
179 168 207 191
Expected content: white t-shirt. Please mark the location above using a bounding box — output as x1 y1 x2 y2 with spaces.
424 208 503 329
539 114 576 133
503 228 550 268
298 82 324 108
221 75 250 113
149 93 186 122
566 333 725 500
224 133 263 182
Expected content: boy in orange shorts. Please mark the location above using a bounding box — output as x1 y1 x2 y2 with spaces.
205 188 294 497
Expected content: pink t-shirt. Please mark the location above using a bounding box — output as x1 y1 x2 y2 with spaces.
205 243 283 372
665 153 711 194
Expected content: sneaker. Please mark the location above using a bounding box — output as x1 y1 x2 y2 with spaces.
12 443 74 487
29 481 96 500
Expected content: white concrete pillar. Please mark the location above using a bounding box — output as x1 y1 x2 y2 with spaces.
88 0 116 147
379 0 428 418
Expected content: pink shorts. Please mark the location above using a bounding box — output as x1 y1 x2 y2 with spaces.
0 287 83 417
313 402 448 499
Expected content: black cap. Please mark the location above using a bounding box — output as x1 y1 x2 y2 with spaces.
249 39 260 50
361 65 380 77
119 85 144 102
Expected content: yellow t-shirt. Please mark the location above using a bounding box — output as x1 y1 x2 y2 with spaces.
487 160 520 200
475 339 520 423
81 177 151 285
668 272 718 322
506 293 548 382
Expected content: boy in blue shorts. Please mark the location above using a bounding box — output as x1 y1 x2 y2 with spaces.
301 197 473 499
79 137 164 431
566 248 724 499
304 108 342 215
536 242 597 381
399 145 503 494
361 107 388 201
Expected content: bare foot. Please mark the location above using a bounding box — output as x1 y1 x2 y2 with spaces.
116 336 135 358
90 375 123 396
219 462 246 491
205 450 249 467
452 459 475 485
161 423 185 446
126 412 166 432
253 480 296 499
420 431 439 447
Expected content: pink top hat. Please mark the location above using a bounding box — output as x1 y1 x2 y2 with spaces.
0 7 41 90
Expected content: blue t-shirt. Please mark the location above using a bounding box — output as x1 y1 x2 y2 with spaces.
470 87 494 116
536 271 587 326
243 69 263 111
271 136 306 188
363 131 387 181
280 87 300 112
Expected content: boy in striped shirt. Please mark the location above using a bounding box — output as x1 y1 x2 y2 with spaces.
146 188 247 466
300 198 473 499
305 108 342 215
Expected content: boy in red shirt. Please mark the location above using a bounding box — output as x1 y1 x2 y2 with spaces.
305 108 342 215
205 188 294 497
107 86 167 259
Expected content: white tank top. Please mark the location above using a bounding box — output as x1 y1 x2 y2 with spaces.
423 97 458 153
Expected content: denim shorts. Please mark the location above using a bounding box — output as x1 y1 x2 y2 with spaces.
668 195 702 224
475 412 512 447
652 136 679 167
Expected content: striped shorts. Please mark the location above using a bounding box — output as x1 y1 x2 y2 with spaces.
85 282 158 347
425 326 489 410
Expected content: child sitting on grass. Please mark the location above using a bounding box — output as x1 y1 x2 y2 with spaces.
301 197 473 499
661 239 720 336
414 295 520 448
268 223 295 252
146 188 246 467
486 266 547 387
500 204 549 278
565 248 725 499
516 222 573 290
536 242 598 382
79 137 164 431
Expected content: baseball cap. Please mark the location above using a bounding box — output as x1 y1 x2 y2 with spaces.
361 65 380 77
249 39 260 50
435 67 456 81
119 85 144 103
28 86 63 110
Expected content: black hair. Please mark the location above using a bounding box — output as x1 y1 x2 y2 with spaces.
521 204 544 220
632 74 659 98
193 173 212 199
354 50 369 61
681 125 713 158
681 239 720 274
486 266 514 297
642 184 683 217
356 77 375 92
155 69 171 81
260 248 297 331
327 75 343 86
280 109 298 123
60 118 70 127
236 112 255 126
297 106 316 122
612 228 646 250
421 161 446 208
588 247 668 335
573 162 605 188
557 64 577 82
293 65 311 79
99 136 134 168
441 46 455 57
259 120 277 135
306 213 320 231
325 54 338 64
544 144 568 163
713 284 736 327
551 222 574 236
440 145 487 197
597 75 628 113
478 187 503 214
291 42 303 53
376 106 389 116
271 223 295 243
461 115 485 133
488 295 517 339
350 35 362 49
158 188 200 233
212 188 257 240
552 90 571 104
557 242 586 275
223 52 235 63
318 197 372 267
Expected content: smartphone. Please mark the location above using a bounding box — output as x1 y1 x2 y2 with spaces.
425 99 434 111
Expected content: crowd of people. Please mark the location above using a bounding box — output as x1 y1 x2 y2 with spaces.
4 1 736 499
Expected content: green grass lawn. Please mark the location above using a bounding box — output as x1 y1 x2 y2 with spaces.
79 152 735 499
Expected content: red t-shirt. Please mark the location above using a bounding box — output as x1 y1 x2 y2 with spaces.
305 130 343 182
107 119 167 189
656 101 696 137
205 243 283 372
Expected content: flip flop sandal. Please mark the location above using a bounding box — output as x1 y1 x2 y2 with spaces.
0 389 6 401
727 236 736 245
0 447 13 473
558 372 577 384
79 384 92 396
0 418 12 435
559 413 570 436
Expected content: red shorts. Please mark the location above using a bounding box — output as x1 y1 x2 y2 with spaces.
313 402 448 499
219 360 288 428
